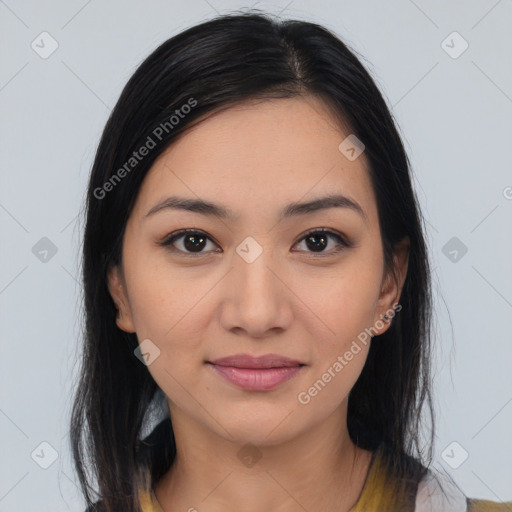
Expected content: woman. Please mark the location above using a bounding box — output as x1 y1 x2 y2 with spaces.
71 11 511 512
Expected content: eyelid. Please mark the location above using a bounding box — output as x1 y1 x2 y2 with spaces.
159 227 352 256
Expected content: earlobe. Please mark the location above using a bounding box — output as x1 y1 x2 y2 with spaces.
107 265 136 333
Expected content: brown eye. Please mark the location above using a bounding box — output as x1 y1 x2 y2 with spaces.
160 228 351 257
160 229 219 255
293 229 351 255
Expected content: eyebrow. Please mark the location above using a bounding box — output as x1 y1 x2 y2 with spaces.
144 194 368 224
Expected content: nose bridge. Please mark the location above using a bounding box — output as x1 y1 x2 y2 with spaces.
220 236 291 335
235 237 280 303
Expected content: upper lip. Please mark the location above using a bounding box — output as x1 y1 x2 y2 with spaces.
209 353 304 369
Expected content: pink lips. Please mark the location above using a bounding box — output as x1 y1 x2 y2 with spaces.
207 353 305 391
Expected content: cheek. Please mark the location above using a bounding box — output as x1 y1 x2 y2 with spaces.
125 262 218 395
296 286 374 414
128 272 209 399
126 254 208 338
294 264 381 352
296 328 371 417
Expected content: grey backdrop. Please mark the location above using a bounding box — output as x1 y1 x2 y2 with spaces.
1 1 511 510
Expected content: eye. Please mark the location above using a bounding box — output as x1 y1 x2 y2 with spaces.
159 229 220 255
159 228 351 256
292 228 351 256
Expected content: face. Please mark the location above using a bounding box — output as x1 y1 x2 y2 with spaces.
108 95 408 447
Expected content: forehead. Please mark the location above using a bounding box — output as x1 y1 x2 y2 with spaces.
131 96 378 226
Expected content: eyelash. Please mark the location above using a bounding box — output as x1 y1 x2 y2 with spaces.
159 228 352 258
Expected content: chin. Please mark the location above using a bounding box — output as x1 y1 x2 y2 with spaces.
213 412 301 448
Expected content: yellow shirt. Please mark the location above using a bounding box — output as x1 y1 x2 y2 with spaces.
135 442 511 511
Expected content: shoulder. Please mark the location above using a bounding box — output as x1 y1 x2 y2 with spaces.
415 470 467 511
415 470 512 512
466 499 512 512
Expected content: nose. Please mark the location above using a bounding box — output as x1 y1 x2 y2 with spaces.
218 245 293 339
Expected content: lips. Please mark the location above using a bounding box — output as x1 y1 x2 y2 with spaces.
207 353 306 391
208 353 304 369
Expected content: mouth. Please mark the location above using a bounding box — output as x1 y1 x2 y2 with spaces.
206 353 306 391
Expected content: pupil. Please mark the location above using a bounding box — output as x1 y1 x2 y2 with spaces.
306 234 327 252
184 234 206 252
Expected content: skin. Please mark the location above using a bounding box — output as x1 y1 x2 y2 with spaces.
108 95 409 512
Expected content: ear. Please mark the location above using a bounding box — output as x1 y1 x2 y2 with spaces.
372 237 409 336
107 264 136 333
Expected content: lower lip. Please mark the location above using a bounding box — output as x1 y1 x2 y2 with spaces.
208 364 303 391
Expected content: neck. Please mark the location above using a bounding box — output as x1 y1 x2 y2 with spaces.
154 403 373 512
